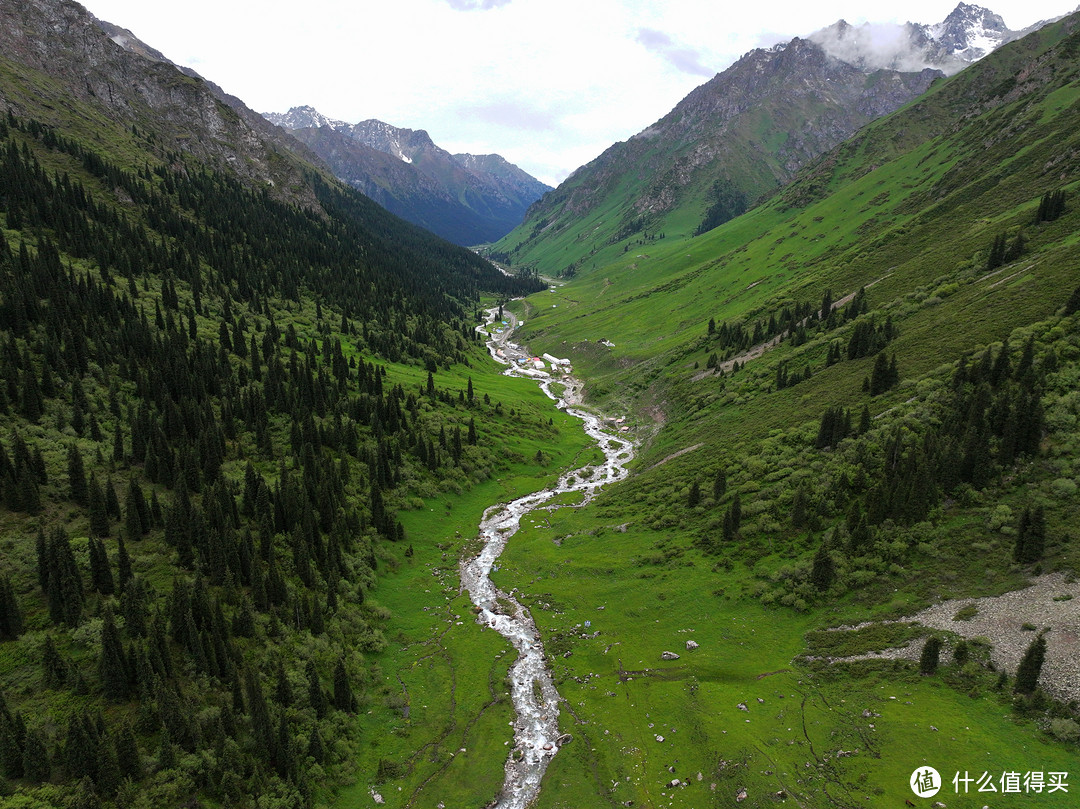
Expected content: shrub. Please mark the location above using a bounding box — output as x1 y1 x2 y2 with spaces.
1049 718 1080 743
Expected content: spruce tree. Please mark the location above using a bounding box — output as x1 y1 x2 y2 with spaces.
99 606 129 701
810 543 834 592
0 575 23 640
306 659 327 718
88 476 110 538
333 656 356 712
114 722 141 781
1013 631 1047 694
919 636 942 675
687 481 701 508
21 727 49 782
41 634 68 688
712 468 727 500
67 444 88 505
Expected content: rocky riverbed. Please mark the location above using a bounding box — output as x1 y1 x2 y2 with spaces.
460 308 634 808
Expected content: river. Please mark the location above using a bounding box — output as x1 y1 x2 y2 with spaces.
459 308 635 808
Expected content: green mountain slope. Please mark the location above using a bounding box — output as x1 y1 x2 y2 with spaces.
488 38 940 278
476 11 1080 809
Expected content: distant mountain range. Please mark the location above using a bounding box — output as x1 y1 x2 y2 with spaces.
491 3 1067 277
264 106 551 246
87 17 550 248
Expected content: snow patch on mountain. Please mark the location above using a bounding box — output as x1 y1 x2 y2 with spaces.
808 2 1043 76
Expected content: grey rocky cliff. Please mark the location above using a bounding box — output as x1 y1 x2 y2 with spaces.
0 0 325 208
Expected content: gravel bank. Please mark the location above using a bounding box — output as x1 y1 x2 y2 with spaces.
838 574 1080 703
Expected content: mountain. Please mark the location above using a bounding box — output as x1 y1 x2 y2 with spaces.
490 3 1049 278
808 2 1060 74
491 10 1080 807
264 105 551 245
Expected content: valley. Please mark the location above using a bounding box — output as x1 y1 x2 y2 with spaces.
0 2 1078 809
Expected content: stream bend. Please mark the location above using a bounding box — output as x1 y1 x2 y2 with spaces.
459 310 634 808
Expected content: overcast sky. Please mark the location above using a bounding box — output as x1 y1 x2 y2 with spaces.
79 0 1076 186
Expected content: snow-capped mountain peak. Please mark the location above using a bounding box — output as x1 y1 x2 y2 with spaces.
929 2 1010 59
263 105 347 132
808 3 1027 75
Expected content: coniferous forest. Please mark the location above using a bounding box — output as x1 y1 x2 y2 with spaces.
0 108 546 808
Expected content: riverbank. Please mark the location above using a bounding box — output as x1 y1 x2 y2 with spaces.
461 307 635 808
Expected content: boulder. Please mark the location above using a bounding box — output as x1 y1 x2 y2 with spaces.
556 733 573 746
661 651 680 660
686 640 699 650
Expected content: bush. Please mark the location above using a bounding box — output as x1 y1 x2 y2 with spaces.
1049 718 1080 743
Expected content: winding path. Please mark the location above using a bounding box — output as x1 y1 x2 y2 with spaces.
459 308 635 808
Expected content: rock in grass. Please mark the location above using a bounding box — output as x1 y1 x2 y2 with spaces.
686 640 699 650
661 651 680 660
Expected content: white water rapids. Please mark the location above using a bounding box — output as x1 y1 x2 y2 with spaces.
459 309 634 808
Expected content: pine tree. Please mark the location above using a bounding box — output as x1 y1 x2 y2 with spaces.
306 659 327 718
712 468 727 500
99 606 129 701
21 727 49 782
919 636 942 675
687 480 701 508
1066 285 1080 317
67 444 88 505
0 575 23 640
810 543 834 592
114 722 141 781
1013 631 1047 694
88 538 115 595
41 634 68 688
88 476 110 538
857 404 872 434
1013 505 1046 564
116 535 133 593
333 656 356 712
952 639 970 666
95 736 122 798
0 709 24 778
307 725 326 764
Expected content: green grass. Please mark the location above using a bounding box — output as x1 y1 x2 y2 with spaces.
332 349 599 808
430 18 1080 807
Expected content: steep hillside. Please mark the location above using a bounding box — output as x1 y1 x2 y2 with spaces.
482 11 1080 808
489 4 1055 280
266 107 550 245
491 37 940 277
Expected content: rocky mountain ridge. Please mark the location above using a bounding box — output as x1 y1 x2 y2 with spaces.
264 105 550 246
809 2 1062 74
0 0 334 210
491 3 1063 276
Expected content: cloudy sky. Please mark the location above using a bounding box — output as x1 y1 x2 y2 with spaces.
79 0 1075 186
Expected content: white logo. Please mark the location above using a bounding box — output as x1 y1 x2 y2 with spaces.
911 767 942 797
